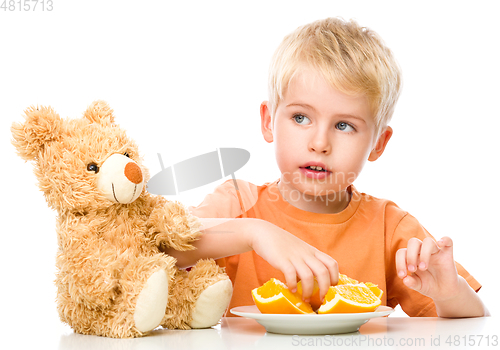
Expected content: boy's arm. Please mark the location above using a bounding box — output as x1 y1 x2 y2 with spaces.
163 217 339 302
396 236 489 317
433 275 489 318
163 218 252 267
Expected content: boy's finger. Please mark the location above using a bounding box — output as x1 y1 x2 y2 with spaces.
315 252 339 285
282 263 298 293
294 263 314 301
306 258 331 302
403 273 422 291
418 237 439 270
437 236 453 249
395 248 407 278
436 236 454 262
406 237 422 273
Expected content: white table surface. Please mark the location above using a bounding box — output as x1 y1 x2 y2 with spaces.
18 315 495 350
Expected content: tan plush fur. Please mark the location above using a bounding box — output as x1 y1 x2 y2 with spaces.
11 101 231 338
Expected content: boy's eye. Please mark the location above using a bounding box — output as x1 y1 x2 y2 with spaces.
336 122 355 132
293 114 311 125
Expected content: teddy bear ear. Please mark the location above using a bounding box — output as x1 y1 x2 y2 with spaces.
11 106 64 161
83 100 115 125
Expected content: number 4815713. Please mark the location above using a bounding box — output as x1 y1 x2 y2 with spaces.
1 0 54 11
446 335 499 347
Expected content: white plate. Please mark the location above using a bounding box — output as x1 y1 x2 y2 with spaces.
230 305 394 335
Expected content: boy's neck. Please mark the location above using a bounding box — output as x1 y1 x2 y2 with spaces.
277 180 351 214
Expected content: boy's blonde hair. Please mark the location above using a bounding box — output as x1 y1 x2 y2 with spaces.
268 17 402 133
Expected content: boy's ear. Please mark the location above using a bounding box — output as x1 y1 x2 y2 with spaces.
368 126 393 162
260 101 273 143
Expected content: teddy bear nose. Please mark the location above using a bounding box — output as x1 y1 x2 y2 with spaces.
124 162 142 184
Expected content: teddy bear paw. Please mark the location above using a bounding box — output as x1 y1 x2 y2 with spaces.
188 279 233 329
133 269 169 333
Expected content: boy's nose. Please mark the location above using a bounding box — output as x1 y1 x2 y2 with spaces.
308 133 331 154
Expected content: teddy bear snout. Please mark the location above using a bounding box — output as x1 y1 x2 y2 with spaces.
125 162 142 184
97 153 144 204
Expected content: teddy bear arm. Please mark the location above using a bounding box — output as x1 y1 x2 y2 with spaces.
147 200 203 252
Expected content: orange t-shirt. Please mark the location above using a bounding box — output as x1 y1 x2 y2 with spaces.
190 179 481 317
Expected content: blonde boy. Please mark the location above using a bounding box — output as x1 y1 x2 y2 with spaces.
166 18 488 317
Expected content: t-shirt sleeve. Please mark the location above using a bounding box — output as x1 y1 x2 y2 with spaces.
386 213 481 317
188 179 260 269
189 179 261 219
188 180 243 219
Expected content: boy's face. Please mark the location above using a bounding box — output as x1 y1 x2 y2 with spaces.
261 66 392 202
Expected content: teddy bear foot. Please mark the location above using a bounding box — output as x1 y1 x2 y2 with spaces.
133 269 169 333
188 279 233 328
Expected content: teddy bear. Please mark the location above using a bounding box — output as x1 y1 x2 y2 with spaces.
11 100 233 338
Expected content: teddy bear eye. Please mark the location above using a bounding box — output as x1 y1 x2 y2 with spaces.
87 163 99 173
124 152 130 158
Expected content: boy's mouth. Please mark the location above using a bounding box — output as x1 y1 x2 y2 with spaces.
304 165 327 172
300 162 331 179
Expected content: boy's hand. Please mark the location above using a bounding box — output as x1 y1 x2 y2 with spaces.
251 223 339 303
167 217 339 305
395 236 460 302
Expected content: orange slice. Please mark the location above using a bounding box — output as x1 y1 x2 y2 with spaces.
318 283 381 314
338 275 384 300
296 274 359 310
365 282 384 299
251 278 315 314
338 274 359 285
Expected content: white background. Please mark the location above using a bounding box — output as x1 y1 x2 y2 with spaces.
1 0 498 346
